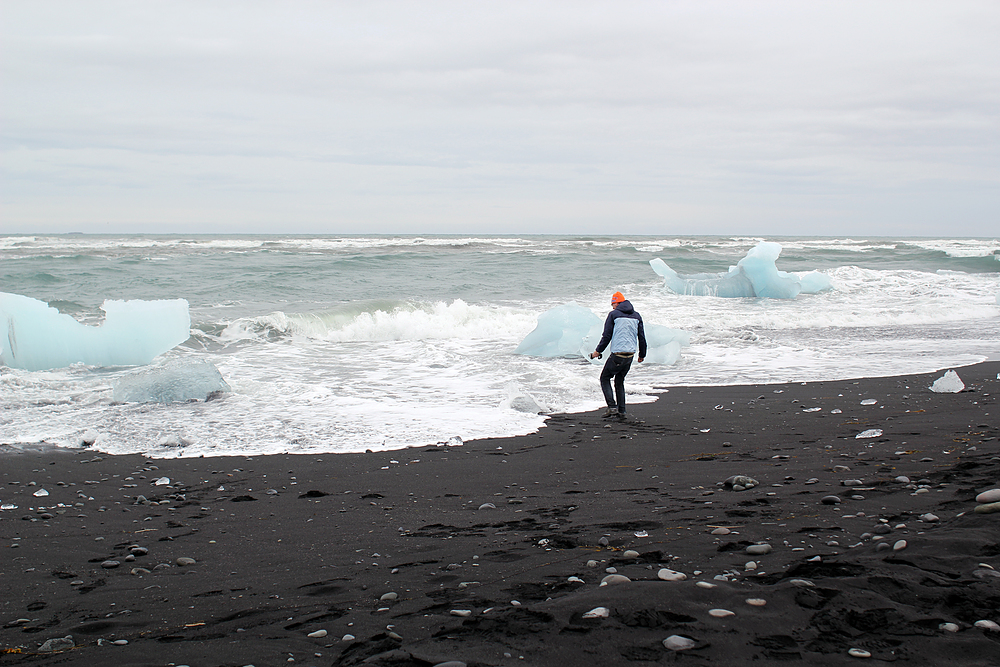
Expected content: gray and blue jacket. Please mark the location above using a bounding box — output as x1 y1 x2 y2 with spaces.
595 300 647 357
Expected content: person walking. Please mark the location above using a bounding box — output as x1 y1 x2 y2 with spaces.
589 291 646 420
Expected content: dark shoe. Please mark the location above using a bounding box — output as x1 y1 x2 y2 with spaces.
616 412 630 422
602 408 618 419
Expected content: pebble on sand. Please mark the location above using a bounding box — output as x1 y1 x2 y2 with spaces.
708 609 735 618
939 623 960 632
973 501 1000 514
307 629 328 638
657 568 687 581
974 620 1000 631
848 648 872 658
622 550 640 558
175 557 197 566
892 540 907 551
710 527 731 535
975 489 1000 504
38 636 74 652
662 635 696 651
450 609 472 617
746 598 766 607
600 574 631 586
582 607 610 619
746 544 772 555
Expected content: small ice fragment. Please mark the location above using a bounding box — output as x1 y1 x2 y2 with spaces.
446 436 464 446
930 370 964 393
803 407 822 412
831 408 842 414
860 399 877 406
634 530 648 538
33 489 49 497
154 477 170 486
855 429 882 439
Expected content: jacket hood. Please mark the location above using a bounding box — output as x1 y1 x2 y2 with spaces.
615 300 635 314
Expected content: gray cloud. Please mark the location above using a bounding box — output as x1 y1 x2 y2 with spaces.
2 0 997 234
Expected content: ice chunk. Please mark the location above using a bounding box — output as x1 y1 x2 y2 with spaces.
112 359 230 403
514 303 689 364
650 241 831 298
929 370 964 393
0 292 190 371
513 303 601 357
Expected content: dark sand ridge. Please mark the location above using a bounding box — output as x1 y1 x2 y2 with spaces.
1 361 999 666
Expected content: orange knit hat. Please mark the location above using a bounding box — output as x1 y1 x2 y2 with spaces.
611 291 625 304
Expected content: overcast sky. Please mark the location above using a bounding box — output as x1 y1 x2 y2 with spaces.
2 1 998 236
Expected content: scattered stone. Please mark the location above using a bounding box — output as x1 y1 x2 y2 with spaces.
307 629 328 638
154 477 170 486
746 544 772 555
39 636 74 652
855 430 882 439
723 475 758 491
622 550 640 559
695 581 716 589
833 465 851 472
657 568 686 581
860 399 877 406
342 634 355 641
746 598 766 607
821 495 842 505
175 557 196 566
130 568 151 575
582 607 610 619
477 503 496 510
895 476 910 483
568 576 584 583
450 610 472 617
939 623 960 632
919 513 939 523
708 609 735 618
892 540 907 552
848 648 872 658
662 635 696 651
975 489 1000 504
33 489 49 497
873 524 892 535
974 502 1000 514
112 639 128 645
842 480 865 487
586 560 599 568
710 527 731 535
101 560 120 569
600 574 631 586
974 620 1000 631
380 592 398 601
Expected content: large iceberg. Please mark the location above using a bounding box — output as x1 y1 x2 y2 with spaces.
514 303 689 365
0 292 190 371
650 241 831 298
112 358 230 403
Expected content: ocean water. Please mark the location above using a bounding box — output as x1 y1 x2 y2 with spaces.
1 235 998 458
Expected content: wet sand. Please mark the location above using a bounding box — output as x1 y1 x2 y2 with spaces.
2 361 999 666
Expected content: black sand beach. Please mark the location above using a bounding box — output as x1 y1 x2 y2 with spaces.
2 362 999 666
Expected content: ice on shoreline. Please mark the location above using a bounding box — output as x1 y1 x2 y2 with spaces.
0 292 190 371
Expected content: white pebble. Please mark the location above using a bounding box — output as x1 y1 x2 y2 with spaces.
708 609 735 618
622 550 639 558
746 544 772 555
710 527 730 535
893 540 907 551
746 598 766 607
582 607 609 619
657 568 686 581
976 489 1000 504
600 574 631 586
307 630 327 638
342 634 355 641
586 560 599 568
380 592 398 601
974 620 1000 631
696 581 716 589
450 609 472 617
848 648 871 658
662 635 696 651
567 576 584 583
939 622 959 632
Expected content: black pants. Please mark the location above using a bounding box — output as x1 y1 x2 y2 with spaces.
600 353 633 413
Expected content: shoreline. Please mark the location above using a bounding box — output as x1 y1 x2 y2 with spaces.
2 361 999 665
